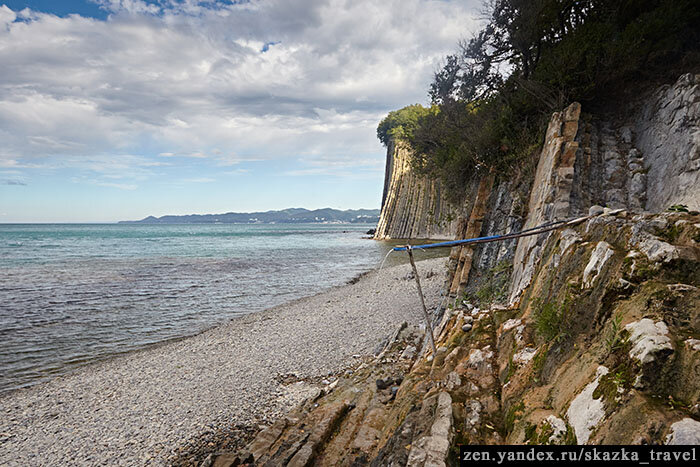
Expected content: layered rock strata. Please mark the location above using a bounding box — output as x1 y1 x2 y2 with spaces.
374 141 459 240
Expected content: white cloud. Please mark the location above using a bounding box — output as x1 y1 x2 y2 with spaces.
0 0 480 174
223 168 250 175
183 177 216 183
94 181 139 190
0 5 16 25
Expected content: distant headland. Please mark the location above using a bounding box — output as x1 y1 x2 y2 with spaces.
118 208 380 224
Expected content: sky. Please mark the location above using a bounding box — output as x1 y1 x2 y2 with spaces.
0 0 480 222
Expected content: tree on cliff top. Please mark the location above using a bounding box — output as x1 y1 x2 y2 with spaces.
378 0 700 196
376 104 437 147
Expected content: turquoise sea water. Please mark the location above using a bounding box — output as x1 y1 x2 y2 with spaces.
0 223 421 393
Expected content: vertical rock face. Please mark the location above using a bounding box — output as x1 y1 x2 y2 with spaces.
375 74 699 245
508 102 582 305
509 73 700 306
635 73 700 211
449 174 495 295
374 141 460 240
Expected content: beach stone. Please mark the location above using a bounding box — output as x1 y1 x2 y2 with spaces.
0 258 447 466
462 324 473 332
375 379 390 390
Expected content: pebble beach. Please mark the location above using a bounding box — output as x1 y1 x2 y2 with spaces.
0 257 446 466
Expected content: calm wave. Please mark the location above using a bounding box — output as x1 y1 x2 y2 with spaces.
0 223 410 393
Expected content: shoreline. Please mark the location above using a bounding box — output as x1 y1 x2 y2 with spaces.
0 250 436 398
0 257 447 466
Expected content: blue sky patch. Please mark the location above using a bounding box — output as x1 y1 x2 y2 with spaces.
261 41 280 53
3 1 109 19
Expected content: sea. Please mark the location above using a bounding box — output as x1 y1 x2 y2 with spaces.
0 223 442 393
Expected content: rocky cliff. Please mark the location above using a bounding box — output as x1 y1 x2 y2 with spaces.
374 141 460 239
204 74 700 466
375 74 700 243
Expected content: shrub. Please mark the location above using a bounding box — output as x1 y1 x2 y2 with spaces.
377 0 700 194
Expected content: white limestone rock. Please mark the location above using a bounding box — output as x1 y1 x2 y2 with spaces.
685 339 700 352
665 418 700 445
544 415 567 444
668 283 698 293
634 73 700 212
633 231 679 263
502 318 522 332
444 371 462 391
515 324 526 345
468 347 494 366
513 347 538 364
559 228 582 254
566 366 609 444
620 126 633 144
464 400 482 432
625 319 673 364
582 242 615 288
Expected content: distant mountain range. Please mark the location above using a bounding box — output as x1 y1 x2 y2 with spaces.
119 208 380 224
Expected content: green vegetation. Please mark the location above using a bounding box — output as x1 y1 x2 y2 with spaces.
604 314 628 353
376 104 437 147
653 218 683 243
533 298 570 343
667 204 690 213
593 364 634 411
623 255 656 283
524 419 576 445
563 425 577 445
524 422 538 443
531 345 548 383
377 0 700 194
505 401 525 434
465 259 513 307
526 420 556 445
504 352 517 384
